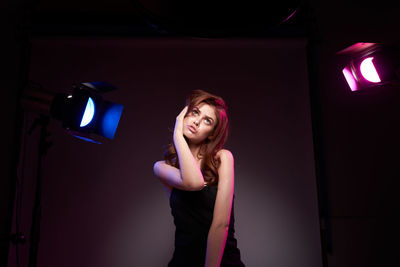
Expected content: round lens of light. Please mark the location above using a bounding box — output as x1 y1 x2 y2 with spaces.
360 57 381 83
80 97 95 127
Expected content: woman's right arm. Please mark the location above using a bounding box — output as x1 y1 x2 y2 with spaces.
153 106 205 191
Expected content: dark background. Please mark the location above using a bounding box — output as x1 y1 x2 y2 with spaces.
2 0 400 267
10 38 320 267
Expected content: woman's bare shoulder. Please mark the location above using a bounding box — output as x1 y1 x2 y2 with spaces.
216 149 234 161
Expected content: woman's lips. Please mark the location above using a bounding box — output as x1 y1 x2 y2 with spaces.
188 125 197 133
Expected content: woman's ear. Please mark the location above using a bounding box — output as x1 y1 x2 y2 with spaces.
208 128 218 140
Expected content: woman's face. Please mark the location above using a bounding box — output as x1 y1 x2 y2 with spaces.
183 103 217 145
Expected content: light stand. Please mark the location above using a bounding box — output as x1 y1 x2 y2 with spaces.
14 81 123 266
27 115 52 267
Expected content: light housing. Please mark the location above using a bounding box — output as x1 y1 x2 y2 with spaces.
22 81 124 144
337 42 400 92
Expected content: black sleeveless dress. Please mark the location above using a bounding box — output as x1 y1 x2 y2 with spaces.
168 184 245 267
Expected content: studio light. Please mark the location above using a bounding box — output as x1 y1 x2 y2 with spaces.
337 42 400 92
21 81 124 144
17 81 124 267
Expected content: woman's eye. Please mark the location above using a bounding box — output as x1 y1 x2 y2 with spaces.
192 110 199 115
205 119 211 125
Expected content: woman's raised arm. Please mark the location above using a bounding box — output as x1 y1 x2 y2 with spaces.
153 106 205 191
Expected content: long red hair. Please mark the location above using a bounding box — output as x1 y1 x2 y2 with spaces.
164 89 229 185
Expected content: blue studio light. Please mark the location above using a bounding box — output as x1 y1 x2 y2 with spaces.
48 81 124 143
100 102 124 139
80 97 95 127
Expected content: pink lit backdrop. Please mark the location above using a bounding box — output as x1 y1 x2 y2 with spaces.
8 38 322 267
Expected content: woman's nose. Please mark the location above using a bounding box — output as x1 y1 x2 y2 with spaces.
194 119 199 126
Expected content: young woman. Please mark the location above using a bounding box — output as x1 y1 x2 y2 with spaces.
153 90 245 267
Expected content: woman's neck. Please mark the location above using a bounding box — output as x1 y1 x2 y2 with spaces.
188 143 202 161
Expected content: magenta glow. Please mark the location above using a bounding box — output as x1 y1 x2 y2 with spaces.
360 57 381 83
342 66 358 91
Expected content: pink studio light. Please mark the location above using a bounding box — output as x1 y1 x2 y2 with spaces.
342 66 359 91
360 57 381 83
